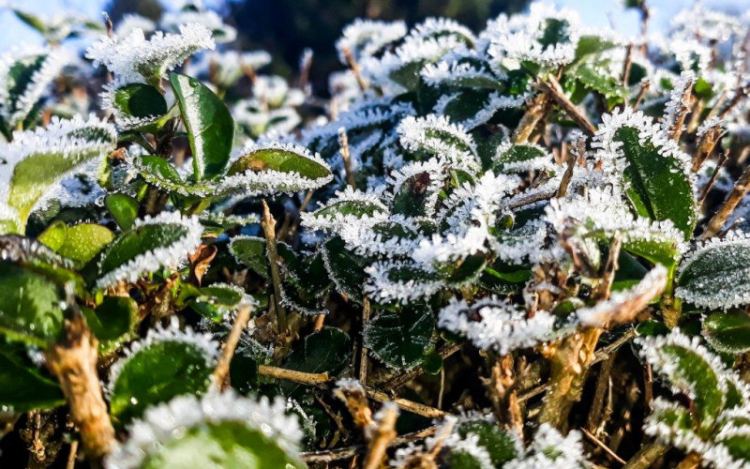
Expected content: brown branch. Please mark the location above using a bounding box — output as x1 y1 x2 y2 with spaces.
376 342 462 390
622 442 669 469
666 78 694 141
582 428 627 465
622 44 634 86
675 452 702 469
702 164 750 238
632 80 650 109
338 127 357 189
359 295 371 384
542 77 597 136
363 405 398 469
45 315 114 459
513 90 550 143
213 303 253 390
692 123 724 172
699 152 728 206
484 354 523 436
586 351 617 435
365 388 446 419
258 365 330 385
261 200 288 331
342 46 368 91
556 146 577 198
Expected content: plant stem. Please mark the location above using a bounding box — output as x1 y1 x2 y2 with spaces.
261 200 288 332
703 164 750 238
258 365 330 385
513 90 549 143
363 405 398 469
542 77 597 136
365 388 447 419
675 452 702 469
45 314 114 459
359 295 371 385
621 442 669 469
213 303 253 390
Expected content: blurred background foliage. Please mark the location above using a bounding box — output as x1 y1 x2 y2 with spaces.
105 0 531 94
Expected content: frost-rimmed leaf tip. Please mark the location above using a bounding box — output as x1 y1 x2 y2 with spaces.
105 391 304 469
95 212 203 288
105 317 219 396
86 23 215 82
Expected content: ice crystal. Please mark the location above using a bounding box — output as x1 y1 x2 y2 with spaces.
86 23 215 82
336 19 407 64
105 390 303 469
438 297 556 354
505 424 588 469
363 260 443 304
161 9 236 43
95 212 203 288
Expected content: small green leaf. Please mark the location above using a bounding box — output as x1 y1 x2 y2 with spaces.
227 144 331 181
364 305 436 370
37 221 68 251
82 296 136 344
492 143 550 173
421 349 443 375
0 339 63 412
0 263 65 345
105 194 140 231
703 310 750 353
13 10 47 34
170 72 234 180
574 35 619 61
113 83 168 124
189 284 246 322
321 237 368 302
109 339 215 426
613 126 695 239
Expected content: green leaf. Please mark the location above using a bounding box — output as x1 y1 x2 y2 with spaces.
320 237 368 302
0 339 63 412
492 143 550 173
282 327 351 395
703 310 750 354
574 35 619 61
456 420 519 466
5 122 116 232
37 221 68 251
0 263 65 345
109 339 215 426
677 236 750 310
613 126 695 239
568 64 628 106
392 172 440 217
114 83 167 116
55 224 114 267
105 194 140 231
640 333 726 425
82 296 136 344
170 72 234 180
363 305 435 370
227 144 332 182
139 421 304 469
12 10 47 34
715 436 750 466
189 284 246 322
96 214 200 288
310 197 387 223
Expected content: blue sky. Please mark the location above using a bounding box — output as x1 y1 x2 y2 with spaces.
0 0 747 51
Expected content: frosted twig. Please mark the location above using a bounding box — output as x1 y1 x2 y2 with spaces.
702 164 750 238
542 76 596 136
261 200 288 331
213 302 253 391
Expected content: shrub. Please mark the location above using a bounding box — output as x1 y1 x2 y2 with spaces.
2 2 750 468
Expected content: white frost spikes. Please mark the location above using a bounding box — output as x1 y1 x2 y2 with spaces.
86 23 215 82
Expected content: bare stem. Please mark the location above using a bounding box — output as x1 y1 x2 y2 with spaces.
692 123 724 172
699 152 728 206
632 80 650 109
363 405 398 469
622 442 669 469
702 164 750 238
45 315 114 459
359 295 371 384
258 365 330 385
513 90 549 143
213 303 253 390
338 127 357 189
261 200 288 331
542 77 597 136
365 388 447 419
342 46 368 91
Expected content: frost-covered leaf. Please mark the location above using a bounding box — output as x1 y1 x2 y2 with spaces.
105 193 139 231
0 262 64 346
189 283 249 323
86 23 215 83
438 297 556 354
321 236 368 302
105 82 169 131
364 260 444 304
96 212 203 288
301 187 388 233
397 114 481 173
0 46 64 129
643 398 703 455
107 319 218 426
222 142 333 196
0 338 63 412
638 331 726 425
105 392 305 469
0 115 117 233
593 107 696 239
363 304 435 370
677 232 750 310
492 142 553 173
455 420 520 467
170 73 234 180
567 63 627 106
703 310 750 354
39 222 114 268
